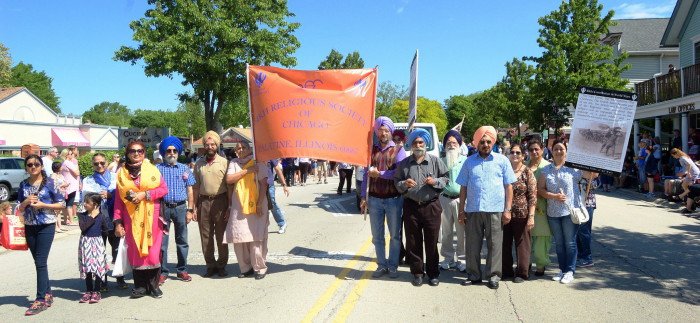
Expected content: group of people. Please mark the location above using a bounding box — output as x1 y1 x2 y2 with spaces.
16 131 291 316
360 116 598 288
280 158 357 196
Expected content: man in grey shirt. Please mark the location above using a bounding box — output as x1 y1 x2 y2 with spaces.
394 128 449 287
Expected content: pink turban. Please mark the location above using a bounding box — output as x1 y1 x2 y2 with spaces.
472 126 497 147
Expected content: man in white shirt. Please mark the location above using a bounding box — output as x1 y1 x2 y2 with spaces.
42 147 58 176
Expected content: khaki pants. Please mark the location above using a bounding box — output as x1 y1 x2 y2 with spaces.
197 194 229 269
233 238 269 274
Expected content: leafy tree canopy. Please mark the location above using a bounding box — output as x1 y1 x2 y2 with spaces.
0 43 11 86
376 81 407 118
9 62 61 113
82 101 132 127
318 49 365 69
388 97 447 138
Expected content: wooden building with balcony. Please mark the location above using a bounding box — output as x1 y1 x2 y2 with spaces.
633 0 700 152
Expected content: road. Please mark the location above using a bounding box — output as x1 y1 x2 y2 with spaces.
1 177 698 322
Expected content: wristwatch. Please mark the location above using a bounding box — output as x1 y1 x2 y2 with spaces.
187 208 194 212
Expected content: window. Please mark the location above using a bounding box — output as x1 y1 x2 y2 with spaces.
0 159 15 170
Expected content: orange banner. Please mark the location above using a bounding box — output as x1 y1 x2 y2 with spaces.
247 65 377 166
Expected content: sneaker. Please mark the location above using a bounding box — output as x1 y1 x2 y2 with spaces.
79 292 92 303
552 271 564 282
158 274 168 286
371 267 388 278
25 300 47 316
89 292 101 304
177 271 192 282
116 278 128 289
278 224 287 234
578 260 594 268
560 271 575 284
439 260 453 270
44 293 54 307
456 262 467 273
388 268 399 279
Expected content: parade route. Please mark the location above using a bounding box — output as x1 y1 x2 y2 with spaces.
1 177 699 322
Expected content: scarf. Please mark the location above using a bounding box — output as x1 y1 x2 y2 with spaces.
117 159 161 257
236 158 259 215
93 171 111 189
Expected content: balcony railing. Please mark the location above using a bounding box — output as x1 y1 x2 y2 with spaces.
635 62 700 106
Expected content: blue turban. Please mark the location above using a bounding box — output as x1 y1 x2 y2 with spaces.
443 129 463 151
373 116 395 135
407 128 432 149
160 136 184 156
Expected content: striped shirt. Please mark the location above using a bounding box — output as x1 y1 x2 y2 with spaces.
456 152 516 213
157 162 196 203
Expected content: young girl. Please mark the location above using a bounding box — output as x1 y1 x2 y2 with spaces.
78 193 109 304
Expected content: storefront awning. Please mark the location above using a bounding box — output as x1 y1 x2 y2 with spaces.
0 136 5 145
52 128 90 147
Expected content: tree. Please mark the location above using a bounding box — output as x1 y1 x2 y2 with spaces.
496 58 535 137
170 100 206 137
218 89 251 129
376 81 407 118
9 62 61 112
130 109 173 129
0 43 11 86
115 0 301 132
525 0 628 132
317 49 365 69
445 89 509 139
82 101 132 126
388 97 448 138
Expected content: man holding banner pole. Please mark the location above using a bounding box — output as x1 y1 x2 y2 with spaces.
360 117 407 279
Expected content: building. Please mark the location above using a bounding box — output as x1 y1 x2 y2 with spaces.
191 126 253 155
632 0 700 152
0 87 120 155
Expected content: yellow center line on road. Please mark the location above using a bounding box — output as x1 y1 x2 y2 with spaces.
332 259 377 323
301 237 373 323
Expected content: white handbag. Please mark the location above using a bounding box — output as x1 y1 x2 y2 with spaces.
112 237 131 277
563 187 589 225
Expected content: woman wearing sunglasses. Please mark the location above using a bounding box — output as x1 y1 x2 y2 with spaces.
17 155 66 316
113 141 168 299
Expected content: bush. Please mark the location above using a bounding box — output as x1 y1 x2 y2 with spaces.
77 151 121 177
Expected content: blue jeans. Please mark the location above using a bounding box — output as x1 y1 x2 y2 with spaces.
268 184 286 227
25 223 55 301
161 204 189 274
576 207 594 263
547 216 579 273
368 196 403 271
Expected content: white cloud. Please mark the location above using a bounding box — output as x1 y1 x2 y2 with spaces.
616 2 675 19
396 6 404 14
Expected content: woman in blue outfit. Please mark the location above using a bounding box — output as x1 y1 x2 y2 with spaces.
538 141 597 285
17 154 66 316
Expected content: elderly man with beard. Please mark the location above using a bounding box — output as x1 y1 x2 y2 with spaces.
438 130 468 272
193 131 231 277
156 136 196 285
360 117 407 279
395 128 449 286
457 126 516 290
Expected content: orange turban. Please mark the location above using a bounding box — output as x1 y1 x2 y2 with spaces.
472 126 497 147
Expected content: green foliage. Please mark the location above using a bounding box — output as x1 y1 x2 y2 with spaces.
82 101 132 127
9 62 60 112
75 151 120 177
318 49 365 69
376 81 407 118
445 89 509 140
0 43 11 86
170 100 207 137
388 97 447 138
114 0 300 132
525 0 628 132
496 58 536 136
218 87 250 129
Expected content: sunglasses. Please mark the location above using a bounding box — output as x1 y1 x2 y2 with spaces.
127 149 145 155
165 149 178 154
509 151 523 156
26 162 41 168
479 140 492 145
93 161 106 166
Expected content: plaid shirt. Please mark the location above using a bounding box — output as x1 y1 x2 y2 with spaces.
157 162 196 203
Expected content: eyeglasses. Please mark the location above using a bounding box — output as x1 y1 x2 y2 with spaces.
93 161 106 166
127 149 145 155
509 151 523 156
26 163 41 168
165 149 178 154
479 140 492 145
528 147 540 152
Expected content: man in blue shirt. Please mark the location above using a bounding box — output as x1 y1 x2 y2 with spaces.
156 136 196 285
456 126 516 290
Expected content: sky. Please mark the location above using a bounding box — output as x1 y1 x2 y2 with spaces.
0 0 676 117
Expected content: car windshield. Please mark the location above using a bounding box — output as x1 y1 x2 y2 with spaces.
374 126 435 152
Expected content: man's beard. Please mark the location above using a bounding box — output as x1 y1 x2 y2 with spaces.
206 148 217 157
412 147 426 158
166 155 178 165
446 148 459 168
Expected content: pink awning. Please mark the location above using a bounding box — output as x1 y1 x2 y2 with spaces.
52 128 90 147
0 137 5 145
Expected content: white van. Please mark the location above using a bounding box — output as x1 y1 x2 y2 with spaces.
393 122 441 158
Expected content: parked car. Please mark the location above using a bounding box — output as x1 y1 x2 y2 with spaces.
393 122 441 158
0 157 28 202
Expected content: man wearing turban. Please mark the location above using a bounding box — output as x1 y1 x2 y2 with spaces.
456 125 516 290
193 131 231 277
438 130 468 273
156 136 197 284
394 128 449 286
360 116 407 279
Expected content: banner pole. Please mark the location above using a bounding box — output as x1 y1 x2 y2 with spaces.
246 64 255 161
364 67 379 221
